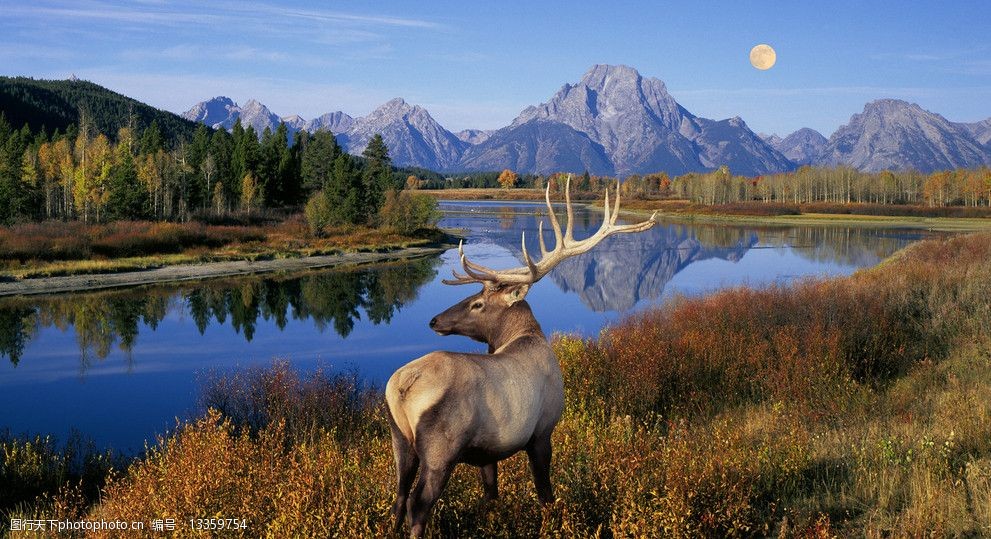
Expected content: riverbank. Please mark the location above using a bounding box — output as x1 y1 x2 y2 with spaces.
0 244 450 297
0 215 453 284
633 207 991 232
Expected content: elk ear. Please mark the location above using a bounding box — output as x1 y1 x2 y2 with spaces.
500 283 530 306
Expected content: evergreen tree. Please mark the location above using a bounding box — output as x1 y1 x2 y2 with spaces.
104 143 147 220
300 130 340 193
280 129 302 206
327 152 362 224
258 123 289 206
138 120 163 155
186 124 211 209
209 128 234 210
361 134 392 220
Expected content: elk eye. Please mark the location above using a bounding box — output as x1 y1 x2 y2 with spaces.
470 301 484 310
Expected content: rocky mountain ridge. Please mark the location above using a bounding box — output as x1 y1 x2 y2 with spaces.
183 65 991 175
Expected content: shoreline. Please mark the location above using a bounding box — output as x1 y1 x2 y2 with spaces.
0 245 449 298
426 189 991 231
612 207 991 232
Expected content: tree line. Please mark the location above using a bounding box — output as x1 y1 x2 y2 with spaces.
423 165 991 208
672 165 991 207
0 112 399 226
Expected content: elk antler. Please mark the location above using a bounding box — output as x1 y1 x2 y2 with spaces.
443 174 657 286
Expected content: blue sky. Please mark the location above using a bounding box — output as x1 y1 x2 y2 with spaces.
2 0 990 136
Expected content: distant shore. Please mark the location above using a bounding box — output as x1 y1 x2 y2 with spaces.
423 188 991 232
0 245 448 297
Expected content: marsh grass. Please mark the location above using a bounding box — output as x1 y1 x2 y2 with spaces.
5 233 991 537
0 217 438 279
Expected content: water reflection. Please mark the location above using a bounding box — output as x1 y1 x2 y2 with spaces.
0 257 440 367
441 202 924 311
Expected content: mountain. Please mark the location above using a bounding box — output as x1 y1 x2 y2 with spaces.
181 96 238 127
815 99 990 172
340 98 468 171
179 69 991 175
759 133 783 146
775 128 828 165
469 64 791 176
0 76 201 143
183 98 352 140
304 111 354 134
281 114 306 131
456 129 494 145
963 118 991 146
693 116 794 173
459 119 613 175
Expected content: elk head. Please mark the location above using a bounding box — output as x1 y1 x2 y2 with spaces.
429 282 531 343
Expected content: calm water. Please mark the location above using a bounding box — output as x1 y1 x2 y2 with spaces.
0 201 933 451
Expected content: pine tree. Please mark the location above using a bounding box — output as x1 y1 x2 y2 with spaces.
361 134 392 220
327 152 362 224
301 130 340 193
104 140 147 220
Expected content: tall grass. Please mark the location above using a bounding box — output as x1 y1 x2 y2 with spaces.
0 221 266 262
6 233 991 537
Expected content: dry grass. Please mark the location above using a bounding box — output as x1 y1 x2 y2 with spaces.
3 233 991 537
0 216 438 279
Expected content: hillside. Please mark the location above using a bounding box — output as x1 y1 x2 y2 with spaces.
0 76 201 143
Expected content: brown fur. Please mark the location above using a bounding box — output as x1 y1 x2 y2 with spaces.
385 283 564 537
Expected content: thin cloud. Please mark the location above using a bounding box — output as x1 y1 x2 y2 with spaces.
5 0 443 32
0 43 78 61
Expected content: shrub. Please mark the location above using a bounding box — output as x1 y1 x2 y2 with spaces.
199 359 381 446
304 191 334 236
1 432 117 517
376 189 440 235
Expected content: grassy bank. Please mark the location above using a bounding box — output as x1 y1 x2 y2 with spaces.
4 233 991 537
0 217 442 280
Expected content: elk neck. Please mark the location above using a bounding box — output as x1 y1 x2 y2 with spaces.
486 301 545 354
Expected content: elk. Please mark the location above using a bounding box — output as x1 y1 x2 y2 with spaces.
385 176 656 537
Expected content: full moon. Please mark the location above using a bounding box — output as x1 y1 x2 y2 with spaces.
750 44 776 70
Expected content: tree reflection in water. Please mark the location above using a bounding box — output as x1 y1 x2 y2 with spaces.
0 256 440 367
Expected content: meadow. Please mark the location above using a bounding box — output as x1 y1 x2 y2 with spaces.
3 232 990 537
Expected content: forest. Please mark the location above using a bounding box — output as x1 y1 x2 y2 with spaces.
0 110 402 226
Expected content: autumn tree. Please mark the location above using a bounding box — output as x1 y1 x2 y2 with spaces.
497 168 518 189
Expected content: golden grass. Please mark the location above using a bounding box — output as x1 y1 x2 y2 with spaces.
1 217 436 279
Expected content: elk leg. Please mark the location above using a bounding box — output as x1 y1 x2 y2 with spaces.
526 434 555 505
389 428 419 532
407 463 454 538
478 462 499 500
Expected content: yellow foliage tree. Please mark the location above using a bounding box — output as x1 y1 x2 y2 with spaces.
497 169 518 189
241 172 261 210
